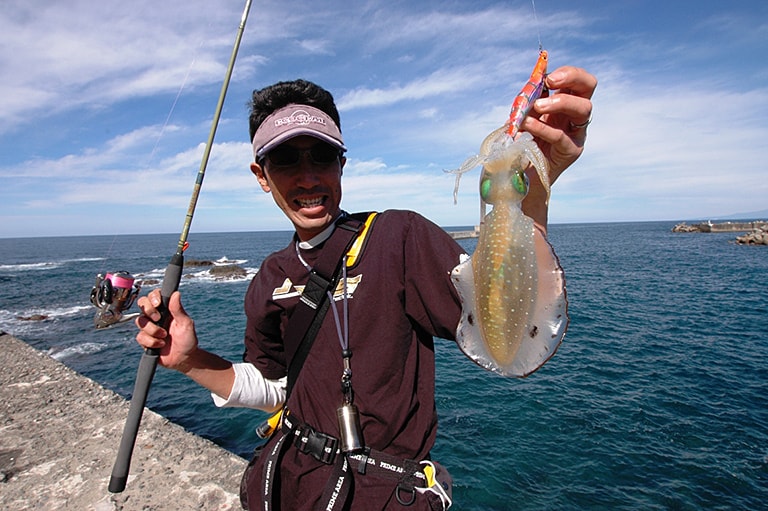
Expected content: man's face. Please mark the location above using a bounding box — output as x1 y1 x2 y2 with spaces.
251 135 345 241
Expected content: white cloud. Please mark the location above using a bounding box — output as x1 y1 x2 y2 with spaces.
297 39 335 56
337 67 486 110
0 0 249 132
2 0 768 237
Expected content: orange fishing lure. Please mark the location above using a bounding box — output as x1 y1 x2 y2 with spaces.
506 49 548 138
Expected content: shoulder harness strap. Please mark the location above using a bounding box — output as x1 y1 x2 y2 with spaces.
344 211 377 268
285 212 377 399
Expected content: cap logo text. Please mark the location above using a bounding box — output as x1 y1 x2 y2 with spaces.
274 109 327 128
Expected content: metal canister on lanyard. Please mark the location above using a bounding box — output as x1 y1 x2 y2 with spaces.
328 257 364 453
297 244 364 453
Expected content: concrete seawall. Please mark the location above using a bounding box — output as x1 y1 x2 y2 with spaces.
0 332 247 510
672 220 768 233
447 226 480 239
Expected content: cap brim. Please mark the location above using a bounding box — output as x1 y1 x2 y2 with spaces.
257 129 347 159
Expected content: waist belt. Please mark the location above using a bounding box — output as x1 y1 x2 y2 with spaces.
260 410 427 510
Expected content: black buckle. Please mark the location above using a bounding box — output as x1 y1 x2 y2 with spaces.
294 425 338 465
300 271 331 309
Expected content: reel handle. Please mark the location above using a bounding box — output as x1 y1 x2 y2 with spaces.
108 252 183 493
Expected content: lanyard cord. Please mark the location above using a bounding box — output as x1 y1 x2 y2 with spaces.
325 257 349 353
295 242 354 402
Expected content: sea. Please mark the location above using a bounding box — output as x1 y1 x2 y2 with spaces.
0 221 766 510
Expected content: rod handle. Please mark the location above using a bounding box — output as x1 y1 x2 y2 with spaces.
108 253 183 493
108 349 159 492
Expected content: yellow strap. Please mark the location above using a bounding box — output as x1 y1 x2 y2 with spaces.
345 212 377 267
422 462 437 487
268 408 283 429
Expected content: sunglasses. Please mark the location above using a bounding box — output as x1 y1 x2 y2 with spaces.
262 142 341 168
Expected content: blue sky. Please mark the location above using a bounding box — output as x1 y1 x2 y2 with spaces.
1 0 766 238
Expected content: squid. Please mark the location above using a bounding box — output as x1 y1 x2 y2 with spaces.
448 50 568 377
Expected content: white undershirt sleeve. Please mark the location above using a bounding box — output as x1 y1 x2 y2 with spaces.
211 362 286 413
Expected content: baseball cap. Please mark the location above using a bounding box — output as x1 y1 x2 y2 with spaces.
252 104 346 160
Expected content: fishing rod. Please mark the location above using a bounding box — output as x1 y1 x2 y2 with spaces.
105 0 253 493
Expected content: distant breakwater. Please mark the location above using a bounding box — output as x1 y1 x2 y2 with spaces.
447 226 480 239
672 220 768 233
672 220 768 245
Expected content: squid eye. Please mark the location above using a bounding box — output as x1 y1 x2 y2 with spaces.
480 177 492 201
513 170 529 195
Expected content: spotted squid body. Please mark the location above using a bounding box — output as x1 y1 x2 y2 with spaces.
450 130 568 377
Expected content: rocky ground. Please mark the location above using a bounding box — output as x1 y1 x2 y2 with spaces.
0 332 246 510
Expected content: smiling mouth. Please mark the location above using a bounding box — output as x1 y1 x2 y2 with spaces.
295 196 326 209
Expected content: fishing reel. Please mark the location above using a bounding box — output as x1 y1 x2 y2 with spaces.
90 271 141 329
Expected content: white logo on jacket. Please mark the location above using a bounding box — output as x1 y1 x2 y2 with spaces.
271 275 362 301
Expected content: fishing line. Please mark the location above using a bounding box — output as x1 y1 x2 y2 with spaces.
531 0 542 51
147 43 201 164
106 0 254 493
94 42 202 280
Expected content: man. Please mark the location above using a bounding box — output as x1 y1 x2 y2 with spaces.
136 68 597 510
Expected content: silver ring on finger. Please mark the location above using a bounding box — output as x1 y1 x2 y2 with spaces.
568 114 592 131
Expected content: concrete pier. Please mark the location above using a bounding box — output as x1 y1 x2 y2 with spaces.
0 332 247 510
447 226 480 239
